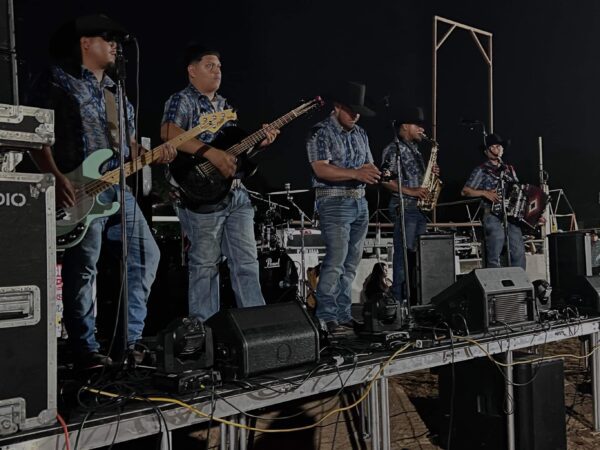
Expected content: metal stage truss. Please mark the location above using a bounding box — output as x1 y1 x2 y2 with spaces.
1 318 600 450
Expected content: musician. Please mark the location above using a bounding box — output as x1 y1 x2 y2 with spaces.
29 15 176 369
381 106 437 303
160 44 279 321
306 81 381 333
461 133 526 269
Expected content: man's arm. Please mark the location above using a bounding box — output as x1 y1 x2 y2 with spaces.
381 179 429 200
29 146 76 208
461 185 499 203
160 122 236 178
311 160 381 184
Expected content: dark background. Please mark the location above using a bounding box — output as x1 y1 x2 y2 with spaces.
10 0 600 226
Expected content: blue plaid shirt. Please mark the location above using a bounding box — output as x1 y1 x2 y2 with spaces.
464 160 519 206
51 65 135 172
161 84 236 144
381 140 425 206
306 114 373 188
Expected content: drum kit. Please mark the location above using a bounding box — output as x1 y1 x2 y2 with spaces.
249 183 318 305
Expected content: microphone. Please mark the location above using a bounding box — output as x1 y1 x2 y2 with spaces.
120 33 136 43
285 182 291 199
382 94 391 109
496 156 508 171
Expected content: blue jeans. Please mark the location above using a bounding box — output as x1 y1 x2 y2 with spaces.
389 199 427 301
61 187 160 354
316 196 369 324
483 212 526 270
177 188 265 321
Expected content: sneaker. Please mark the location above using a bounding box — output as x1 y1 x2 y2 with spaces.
74 352 113 370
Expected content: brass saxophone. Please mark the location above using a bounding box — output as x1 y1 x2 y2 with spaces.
417 133 442 211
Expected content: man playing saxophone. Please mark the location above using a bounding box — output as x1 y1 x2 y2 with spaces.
381 106 440 303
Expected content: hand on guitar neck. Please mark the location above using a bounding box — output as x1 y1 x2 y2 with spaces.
259 124 280 148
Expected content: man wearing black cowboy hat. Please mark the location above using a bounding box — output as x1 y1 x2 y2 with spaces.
462 133 526 269
306 81 381 333
30 14 176 369
381 106 438 302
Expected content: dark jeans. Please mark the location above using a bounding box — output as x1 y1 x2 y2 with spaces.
62 187 160 354
483 212 526 270
389 198 427 301
315 196 369 324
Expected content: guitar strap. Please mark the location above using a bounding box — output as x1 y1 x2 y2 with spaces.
104 88 138 161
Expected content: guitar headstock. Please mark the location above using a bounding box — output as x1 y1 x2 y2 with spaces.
199 109 238 133
296 96 325 114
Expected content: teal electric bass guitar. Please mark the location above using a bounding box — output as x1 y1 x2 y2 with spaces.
56 109 237 249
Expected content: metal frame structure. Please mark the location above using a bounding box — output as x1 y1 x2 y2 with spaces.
2 319 600 450
432 16 493 140
1 0 19 104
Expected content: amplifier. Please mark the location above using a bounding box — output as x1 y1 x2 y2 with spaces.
415 233 456 307
0 172 56 435
208 302 319 379
432 267 537 334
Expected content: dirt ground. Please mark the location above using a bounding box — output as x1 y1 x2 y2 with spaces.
225 337 600 449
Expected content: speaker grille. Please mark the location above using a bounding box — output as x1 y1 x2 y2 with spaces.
489 291 532 326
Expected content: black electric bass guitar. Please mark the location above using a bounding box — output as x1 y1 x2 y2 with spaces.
169 97 323 205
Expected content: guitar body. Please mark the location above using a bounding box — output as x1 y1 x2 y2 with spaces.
54 110 238 248
56 148 120 248
169 126 257 205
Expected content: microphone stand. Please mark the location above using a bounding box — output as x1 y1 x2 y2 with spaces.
497 157 512 266
113 43 129 363
390 124 412 326
284 183 311 304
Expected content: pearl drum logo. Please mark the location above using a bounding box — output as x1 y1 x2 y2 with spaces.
0 192 27 207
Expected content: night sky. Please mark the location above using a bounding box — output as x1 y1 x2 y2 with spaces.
10 0 600 226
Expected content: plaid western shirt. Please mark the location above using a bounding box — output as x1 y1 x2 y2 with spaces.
306 114 373 189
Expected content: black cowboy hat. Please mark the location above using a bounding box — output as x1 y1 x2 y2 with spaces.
328 81 375 117
483 133 510 151
49 14 129 60
394 106 427 126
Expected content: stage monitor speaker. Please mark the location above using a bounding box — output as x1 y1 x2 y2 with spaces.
438 355 566 450
209 302 319 379
0 173 56 435
563 275 600 313
432 267 536 334
415 233 456 307
548 231 592 289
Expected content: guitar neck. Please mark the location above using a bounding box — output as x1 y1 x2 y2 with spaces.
227 105 307 156
93 118 227 192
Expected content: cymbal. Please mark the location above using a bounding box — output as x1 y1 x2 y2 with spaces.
267 189 310 196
